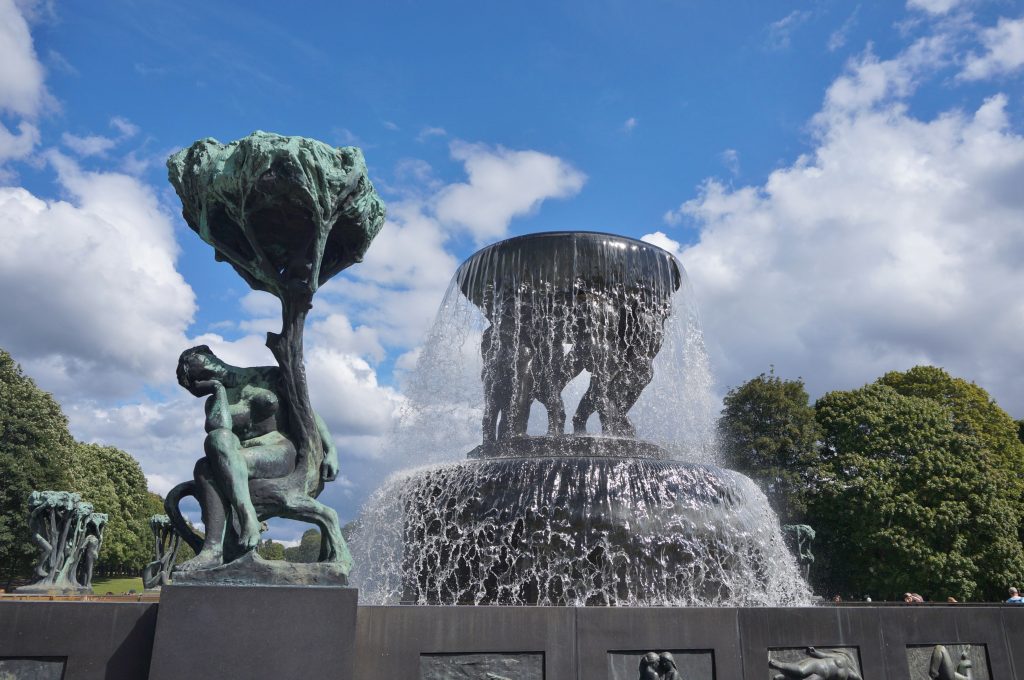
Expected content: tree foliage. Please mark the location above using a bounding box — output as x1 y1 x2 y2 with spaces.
283 529 321 563
719 371 820 523
70 443 152 573
809 368 1024 601
0 350 75 584
258 540 286 561
0 347 171 580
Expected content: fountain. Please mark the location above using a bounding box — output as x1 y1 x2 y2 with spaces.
353 231 811 606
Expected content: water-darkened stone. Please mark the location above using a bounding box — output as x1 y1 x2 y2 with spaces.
420 653 543 680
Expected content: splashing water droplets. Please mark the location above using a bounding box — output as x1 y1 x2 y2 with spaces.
352 232 810 606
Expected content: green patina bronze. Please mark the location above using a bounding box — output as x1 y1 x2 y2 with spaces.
167 131 385 298
19 491 107 594
142 514 180 589
164 131 386 585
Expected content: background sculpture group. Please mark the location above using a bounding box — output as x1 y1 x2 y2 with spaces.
20 490 106 594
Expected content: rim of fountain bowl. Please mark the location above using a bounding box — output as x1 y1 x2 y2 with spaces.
466 434 672 461
455 231 682 307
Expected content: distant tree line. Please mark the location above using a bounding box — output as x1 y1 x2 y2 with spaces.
0 349 172 587
720 365 1024 602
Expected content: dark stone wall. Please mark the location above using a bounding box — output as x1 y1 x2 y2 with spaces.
0 601 157 680
1 598 1023 679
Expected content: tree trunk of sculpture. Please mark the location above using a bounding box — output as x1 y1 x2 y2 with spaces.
267 291 321 494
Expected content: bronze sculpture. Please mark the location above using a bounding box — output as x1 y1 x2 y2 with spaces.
164 131 385 583
18 491 107 594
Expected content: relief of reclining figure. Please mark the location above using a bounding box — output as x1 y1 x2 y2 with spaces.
768 647 862 680
166 345 349 575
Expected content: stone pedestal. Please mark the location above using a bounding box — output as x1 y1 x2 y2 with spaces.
148 585 356 680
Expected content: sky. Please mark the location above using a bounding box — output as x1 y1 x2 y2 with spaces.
1 0 1023 543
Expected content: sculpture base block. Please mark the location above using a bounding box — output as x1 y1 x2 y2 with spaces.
148 584 357 680
171 551 349 586
15 583 91 595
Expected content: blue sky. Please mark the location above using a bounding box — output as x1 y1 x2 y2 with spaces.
2 0 1023 542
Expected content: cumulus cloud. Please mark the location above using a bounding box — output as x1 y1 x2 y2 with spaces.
960 17 1024 81
0 0 48 118
0 0 49 169
0 154 195 399
0 119 38 164
655 40 1024 413
818 36 948 116
434 141 586 242
623 117 638 133
329 142 585 347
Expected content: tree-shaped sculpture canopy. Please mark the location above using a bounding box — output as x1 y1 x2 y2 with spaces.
168 131 386 298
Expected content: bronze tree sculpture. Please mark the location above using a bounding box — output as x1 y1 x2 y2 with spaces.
164 131 385 583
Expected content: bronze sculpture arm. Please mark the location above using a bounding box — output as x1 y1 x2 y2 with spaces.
316 412 338 482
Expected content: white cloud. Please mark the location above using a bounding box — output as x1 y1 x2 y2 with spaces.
61 132 117 156
960 17 1024 81
657 79 1024 413
306 347 402 438
0 0 48 118
817 36 948 118
721 148 740 176
906 0 965 16
623 117 638 133
109 116 139 138
416 126 447 142
827 7 860 52
766 10 812 51
434 141 586 242
61 116 142 157
0 153 195 399
0 119 38 164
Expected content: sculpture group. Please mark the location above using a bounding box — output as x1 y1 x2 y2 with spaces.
460 233 681 444
161 131 385 584
637 652 682 680
20 491 106 594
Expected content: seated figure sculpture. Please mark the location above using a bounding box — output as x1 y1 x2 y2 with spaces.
166 345 348 576
929 646 972 680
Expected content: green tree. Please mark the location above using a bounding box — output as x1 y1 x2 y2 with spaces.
810 371 1024 602
1016 419 1023 445
284 528 321 563
718 371 821 523
0 350 75 586
258 540 286 561
70 443 152 574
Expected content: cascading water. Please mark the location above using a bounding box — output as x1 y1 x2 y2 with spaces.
352 232 811 606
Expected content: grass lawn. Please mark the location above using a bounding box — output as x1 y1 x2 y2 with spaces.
91 576 144 595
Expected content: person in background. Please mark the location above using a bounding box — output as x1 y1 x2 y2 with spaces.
1006 587 1023 603
903 593 924 603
